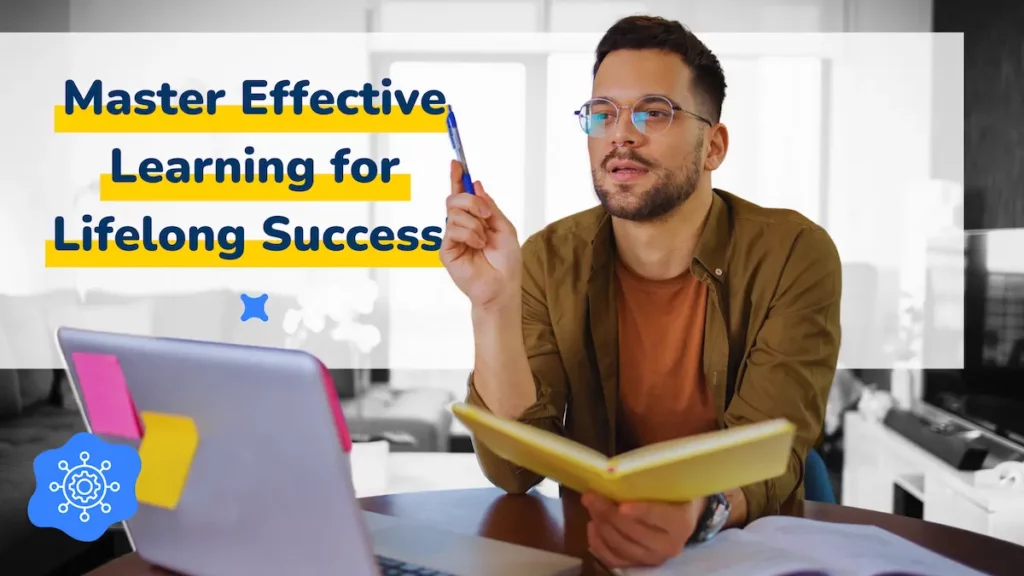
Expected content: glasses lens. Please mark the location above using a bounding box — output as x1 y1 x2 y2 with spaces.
579 99 616 137
631 96 675 135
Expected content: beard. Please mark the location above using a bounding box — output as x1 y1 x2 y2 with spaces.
592 134 704 222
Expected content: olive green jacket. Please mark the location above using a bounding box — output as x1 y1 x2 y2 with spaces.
466 189 842 522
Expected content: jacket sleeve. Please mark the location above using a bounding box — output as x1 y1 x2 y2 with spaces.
726 227 842 522
464 235 570 494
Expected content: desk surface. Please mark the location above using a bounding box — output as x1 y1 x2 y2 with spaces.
89 488 1024 576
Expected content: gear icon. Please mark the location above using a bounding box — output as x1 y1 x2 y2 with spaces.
48 450 121 522
29 432 142 542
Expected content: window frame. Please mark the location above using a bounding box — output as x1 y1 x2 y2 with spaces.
367 50 549 370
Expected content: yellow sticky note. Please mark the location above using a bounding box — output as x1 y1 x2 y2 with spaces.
136 411 199 510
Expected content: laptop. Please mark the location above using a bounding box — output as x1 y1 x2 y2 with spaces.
55 327 582 576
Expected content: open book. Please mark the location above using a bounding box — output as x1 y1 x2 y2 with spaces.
622 516 985 576
450 402 794 502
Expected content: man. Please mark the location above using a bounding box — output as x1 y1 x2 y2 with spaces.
440 15 842 569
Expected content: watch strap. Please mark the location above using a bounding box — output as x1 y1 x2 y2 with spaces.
689 492 730 544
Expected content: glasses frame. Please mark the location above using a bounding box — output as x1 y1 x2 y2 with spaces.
574 95 713 137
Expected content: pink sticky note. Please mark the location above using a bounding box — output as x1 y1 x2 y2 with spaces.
72 352 142 439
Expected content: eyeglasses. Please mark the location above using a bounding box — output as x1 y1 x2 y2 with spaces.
574 95 712 138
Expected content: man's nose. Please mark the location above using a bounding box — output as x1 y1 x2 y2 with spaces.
611 110 641 148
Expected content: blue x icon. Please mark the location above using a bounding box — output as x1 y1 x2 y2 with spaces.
240 293 269 322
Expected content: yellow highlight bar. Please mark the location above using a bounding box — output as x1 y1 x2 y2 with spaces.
53 105 448 133
99 173 412 202
44 241 444 268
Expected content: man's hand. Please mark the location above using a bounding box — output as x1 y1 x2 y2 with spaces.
581 493 706 569
440 160 522 312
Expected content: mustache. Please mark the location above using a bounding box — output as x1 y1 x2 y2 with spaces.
601 150 656 171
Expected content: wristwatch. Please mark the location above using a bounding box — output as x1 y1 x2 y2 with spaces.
689 492 730 544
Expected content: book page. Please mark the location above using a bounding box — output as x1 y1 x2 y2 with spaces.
613 419 793 474
743 517 986 576
599 420 794 503
622 527 840 576
451 403 609 471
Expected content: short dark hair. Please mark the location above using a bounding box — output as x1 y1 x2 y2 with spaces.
594 15 727 123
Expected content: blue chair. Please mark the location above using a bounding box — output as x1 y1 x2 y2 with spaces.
804 448 836 504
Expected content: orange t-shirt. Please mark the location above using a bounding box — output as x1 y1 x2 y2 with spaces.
614 259 720 452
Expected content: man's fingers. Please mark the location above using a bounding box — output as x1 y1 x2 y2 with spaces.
588 522 629 569
444 224 486 251
443 173 496 252
446 209 487 239
439 233 466 261
594 521 650 567
599 507 675 557
583 494 686 565
449 160 464 197
620 502 674 532
612 513 680 562
474 181 516 233
474 179 488 198
447 191 491 220
582 493 619 522
447 162 515 235
621 500 699 535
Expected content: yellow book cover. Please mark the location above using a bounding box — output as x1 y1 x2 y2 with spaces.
451 402 795 502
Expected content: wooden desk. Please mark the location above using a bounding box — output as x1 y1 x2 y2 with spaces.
89 488 1024 576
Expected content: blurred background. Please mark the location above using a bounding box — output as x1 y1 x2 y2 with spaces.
1 1 1021 575
0 0 964 375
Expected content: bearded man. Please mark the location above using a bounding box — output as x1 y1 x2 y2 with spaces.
440 15 843 570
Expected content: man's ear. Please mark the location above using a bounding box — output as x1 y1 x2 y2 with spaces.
705 123 729 171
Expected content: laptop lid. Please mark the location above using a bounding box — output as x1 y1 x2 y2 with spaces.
55 327 378 576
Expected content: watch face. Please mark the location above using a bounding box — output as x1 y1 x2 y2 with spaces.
707 495 730 531
692 493 730 543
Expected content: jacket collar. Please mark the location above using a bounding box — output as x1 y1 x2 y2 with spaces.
588 189 731 282
692 190 731 280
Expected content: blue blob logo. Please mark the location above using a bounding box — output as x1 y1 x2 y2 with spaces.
28 432 141 542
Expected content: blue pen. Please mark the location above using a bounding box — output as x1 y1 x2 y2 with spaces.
447 106 475 195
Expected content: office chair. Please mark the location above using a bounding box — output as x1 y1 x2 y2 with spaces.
804 448 836 504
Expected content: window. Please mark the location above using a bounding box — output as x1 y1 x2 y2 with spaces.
378 61 527 369
985 275 1024 366
715 56 823 222
545 53 598 224
986 229 1024 275
979 231 1022 363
